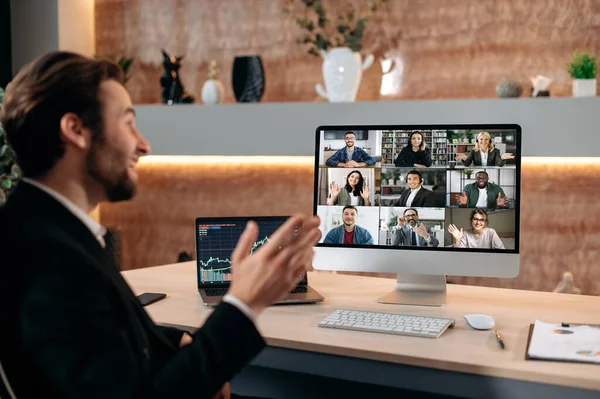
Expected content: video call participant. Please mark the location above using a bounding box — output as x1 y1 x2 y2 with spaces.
456 171 510 209
323 206 374 245
327 170 371 206
0 51 322 399
389 170 436 207
455 131 514 167
393 131 432 168
325 131 376 168
391 208 439 247
447 209 505 249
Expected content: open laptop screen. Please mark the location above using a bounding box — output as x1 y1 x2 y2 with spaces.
195 216 308 288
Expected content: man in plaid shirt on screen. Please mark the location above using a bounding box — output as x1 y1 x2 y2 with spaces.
325 131 376 167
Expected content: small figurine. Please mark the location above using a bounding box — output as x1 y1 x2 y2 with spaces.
160 49 195 105
553 271 581 295
530 75 552 97
201 61 225 105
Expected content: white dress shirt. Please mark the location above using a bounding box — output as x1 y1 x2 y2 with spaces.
22 179 258 326
480 150 488 166
405 186 421 207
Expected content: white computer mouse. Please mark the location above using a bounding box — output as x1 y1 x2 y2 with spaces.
464 314 495 330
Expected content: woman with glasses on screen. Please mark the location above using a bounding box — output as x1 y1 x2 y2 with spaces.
455 131 514 167
327 170 371 206
394 131 432 168
447 209 505 249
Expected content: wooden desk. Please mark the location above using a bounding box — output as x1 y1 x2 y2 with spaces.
122 262 600 398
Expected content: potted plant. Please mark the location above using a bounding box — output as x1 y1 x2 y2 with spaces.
464 169 474 179
282 0 389 102
0 87 21 205
567 52 598 97
95 55 135 83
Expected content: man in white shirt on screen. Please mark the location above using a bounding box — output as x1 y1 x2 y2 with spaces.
390 170 436 207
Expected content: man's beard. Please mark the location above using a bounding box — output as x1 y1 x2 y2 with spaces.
87 139 137 202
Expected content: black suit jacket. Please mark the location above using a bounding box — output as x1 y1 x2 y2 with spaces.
391 187 436 207
0 182 265 398
461 148 506 167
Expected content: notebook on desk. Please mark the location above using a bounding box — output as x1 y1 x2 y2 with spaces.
525 320 600 364
194 216 325 307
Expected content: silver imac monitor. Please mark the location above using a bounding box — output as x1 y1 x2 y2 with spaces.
313 124 521 306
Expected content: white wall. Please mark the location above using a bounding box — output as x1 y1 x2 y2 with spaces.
58 0 95 57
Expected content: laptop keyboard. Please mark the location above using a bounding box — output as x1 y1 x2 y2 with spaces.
205 285 308 297
290 285 308 293
205 288 228 297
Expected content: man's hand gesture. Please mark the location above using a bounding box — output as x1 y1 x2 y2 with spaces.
228 215 322 316
413 223 429 239
496 193 509 207
456 191 468 206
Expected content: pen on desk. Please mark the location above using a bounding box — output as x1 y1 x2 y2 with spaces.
494 330 505 350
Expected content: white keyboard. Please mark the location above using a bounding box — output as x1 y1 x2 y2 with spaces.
318 309 455 338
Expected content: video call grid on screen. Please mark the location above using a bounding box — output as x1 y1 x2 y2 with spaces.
313 124 521 254
195 216 307 286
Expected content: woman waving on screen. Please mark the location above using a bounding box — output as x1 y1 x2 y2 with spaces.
455 131 514 167
327 170 371 206
447 209 505 249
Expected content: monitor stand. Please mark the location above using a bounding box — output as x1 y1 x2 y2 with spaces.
378 274 447 307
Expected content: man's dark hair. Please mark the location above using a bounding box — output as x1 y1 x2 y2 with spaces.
475 171 488 178
0 51 123 177
342 205 357 214
403 208 419 216
406 169 423 184
344 131 356 137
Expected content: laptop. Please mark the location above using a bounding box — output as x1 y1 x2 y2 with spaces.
195 216 325 306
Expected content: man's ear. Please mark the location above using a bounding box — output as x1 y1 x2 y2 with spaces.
59 112 89 150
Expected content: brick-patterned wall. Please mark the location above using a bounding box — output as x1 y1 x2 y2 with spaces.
95 0 600 104
100 158 600 296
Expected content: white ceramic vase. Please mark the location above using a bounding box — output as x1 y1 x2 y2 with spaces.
201 79 224 104
315 47 374 102
572 79 597 97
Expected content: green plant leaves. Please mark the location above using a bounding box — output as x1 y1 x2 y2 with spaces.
283 0 389 57
0 86 21 203
567 52 598 79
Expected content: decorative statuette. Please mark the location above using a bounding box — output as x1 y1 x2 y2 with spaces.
201 61 225 105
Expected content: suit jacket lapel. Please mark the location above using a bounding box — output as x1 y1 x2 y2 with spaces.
9 183 175 350
399 190 409 206
412 188 424 205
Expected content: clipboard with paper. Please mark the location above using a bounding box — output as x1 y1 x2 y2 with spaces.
526 320 600 364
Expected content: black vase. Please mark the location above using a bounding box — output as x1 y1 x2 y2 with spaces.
232 56 265 102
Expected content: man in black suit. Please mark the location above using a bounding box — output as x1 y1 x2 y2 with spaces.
389 170 436 207
390 208 439 247
0 51 321 398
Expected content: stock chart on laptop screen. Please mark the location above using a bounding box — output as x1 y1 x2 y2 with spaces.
196 218 287 284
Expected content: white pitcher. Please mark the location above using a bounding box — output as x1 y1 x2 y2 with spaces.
315 47 374 102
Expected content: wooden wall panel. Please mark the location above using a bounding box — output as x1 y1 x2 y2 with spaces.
100 159 600 296
95 0 600 104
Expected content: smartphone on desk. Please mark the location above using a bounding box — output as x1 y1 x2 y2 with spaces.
137 292 167 307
